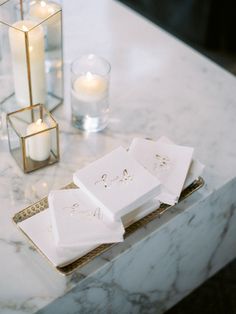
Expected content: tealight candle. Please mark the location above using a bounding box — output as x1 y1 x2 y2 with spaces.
29 0 61 50
72 72 108 103
9 20 46 106
26 118 51 161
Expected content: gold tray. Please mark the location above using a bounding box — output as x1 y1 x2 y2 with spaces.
13 177 204 276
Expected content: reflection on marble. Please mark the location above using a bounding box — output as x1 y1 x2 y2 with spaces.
0 0 236 313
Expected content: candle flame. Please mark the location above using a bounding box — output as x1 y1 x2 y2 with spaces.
86 72 93 80
22 25 28 32
36 118 42 125
40 1 47 7
88 54 94 60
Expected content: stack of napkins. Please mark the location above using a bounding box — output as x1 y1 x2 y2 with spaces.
48 189 125 248
18 138 204 267
73 147 161 220
19 145 162 267
156 136 205 190
122 136 204 225
129 138 194 205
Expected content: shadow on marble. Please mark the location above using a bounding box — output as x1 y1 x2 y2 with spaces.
166 258 236 314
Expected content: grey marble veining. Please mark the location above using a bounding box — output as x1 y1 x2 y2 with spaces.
0 0 236 313
39 178 236 314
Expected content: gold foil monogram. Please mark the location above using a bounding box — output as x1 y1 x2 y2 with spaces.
119 169 133 183
94 174 112 188
68 202 80 216
154 154 171 171
63 202 103 220
92 207 103 220
95 169 133 189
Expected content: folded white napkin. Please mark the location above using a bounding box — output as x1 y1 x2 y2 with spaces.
18 138 204 268
122 198 161 227
18 200 160 267
73 146 161 221
129 138 194 205
48 189 125 248
156 136 205 189
18 209 98 267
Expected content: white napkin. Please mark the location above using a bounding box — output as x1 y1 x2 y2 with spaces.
18 209 98 267
122 198 161 227
17 138 204 268
156 136 205 189
17 200 160 268
73 146 161 221
48 189 125 248
129 138 194 205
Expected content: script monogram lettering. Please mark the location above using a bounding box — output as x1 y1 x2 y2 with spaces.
119 169 133 183
95 169 133 188
154 154 171 171
63 203 103 220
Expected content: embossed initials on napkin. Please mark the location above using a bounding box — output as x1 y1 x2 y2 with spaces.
129 138 194 205
63 202 103 219
94 169 133 189
48 188 125 248
154 154 172 172
73 146 161 220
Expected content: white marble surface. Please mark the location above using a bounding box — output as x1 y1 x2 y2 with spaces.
40 178 236 314
0 0 236 313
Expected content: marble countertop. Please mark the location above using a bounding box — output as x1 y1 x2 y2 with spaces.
1 0 236 313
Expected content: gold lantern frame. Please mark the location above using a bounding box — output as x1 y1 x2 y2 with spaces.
7 103 60 173
0 0 63 113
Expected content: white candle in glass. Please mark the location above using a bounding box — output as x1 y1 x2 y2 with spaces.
26 118 51 161
9 20 46 107
72 72 108 103
29 0 61 50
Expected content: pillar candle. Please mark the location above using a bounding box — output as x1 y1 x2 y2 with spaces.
29 0 61 50
26 118 51 161
9 20 46 106
72 72 108 103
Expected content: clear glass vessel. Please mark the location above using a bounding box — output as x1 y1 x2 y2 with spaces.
0 0 63 114
71 54 111 132
7 103 60 173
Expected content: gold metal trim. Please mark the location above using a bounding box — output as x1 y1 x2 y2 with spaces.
56 124 60 161
0 0 11 7
24 30 33 105
0 1 64 112
13 177 204 276
0 2 61 30
29 10 62 31
6 114 22 138
7 104 60 173
20 0 23 20
21 136 27 172
7 104 58 137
